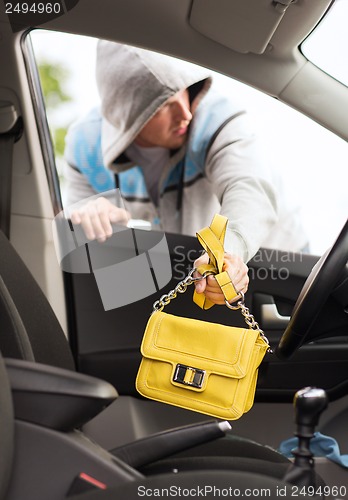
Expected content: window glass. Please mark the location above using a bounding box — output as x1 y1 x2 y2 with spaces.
30 30 347 256
302 0 348 87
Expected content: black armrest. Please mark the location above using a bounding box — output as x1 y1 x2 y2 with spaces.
5 358 118 431
112 420 232 469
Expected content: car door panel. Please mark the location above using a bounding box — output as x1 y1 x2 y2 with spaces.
67 231 348 401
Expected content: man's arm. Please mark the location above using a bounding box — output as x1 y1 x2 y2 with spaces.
63 162 98 206
204 112 279 263
193 111 279 305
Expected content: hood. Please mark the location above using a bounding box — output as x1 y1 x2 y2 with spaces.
96 41 212 171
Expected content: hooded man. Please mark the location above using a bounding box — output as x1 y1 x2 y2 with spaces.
64 41 307 304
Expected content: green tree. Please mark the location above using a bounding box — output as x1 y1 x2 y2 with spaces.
38 61 72 157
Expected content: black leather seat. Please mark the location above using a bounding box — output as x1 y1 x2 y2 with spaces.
0 350 318 500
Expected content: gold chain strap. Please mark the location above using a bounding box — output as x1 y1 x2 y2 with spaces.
153 268 272 352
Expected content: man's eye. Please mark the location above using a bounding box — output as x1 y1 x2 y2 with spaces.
157 103 170 114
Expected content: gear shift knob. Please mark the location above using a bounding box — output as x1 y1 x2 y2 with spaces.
283 387 328 488
294 387 328 435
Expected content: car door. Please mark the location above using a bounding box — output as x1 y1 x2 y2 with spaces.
11 26 348 447
65 232 348 398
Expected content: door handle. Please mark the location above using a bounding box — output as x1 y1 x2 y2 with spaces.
260 303 290 329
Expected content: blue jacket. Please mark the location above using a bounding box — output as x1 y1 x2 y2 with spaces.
65 90 245 202
64 89 307 259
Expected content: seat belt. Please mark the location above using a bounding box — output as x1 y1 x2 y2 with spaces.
0 102 23 238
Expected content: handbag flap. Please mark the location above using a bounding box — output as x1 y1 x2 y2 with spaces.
140 311 263 378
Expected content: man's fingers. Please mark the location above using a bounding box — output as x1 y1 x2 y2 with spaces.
222 254 249 295
70 211 81 225
109 208 130 225
69 199 131 242
232 275 249 294
199 253 250 305
194 278 206 294
78 213 97 241
204 287 225 305
109 211 120 223
96 211 114 240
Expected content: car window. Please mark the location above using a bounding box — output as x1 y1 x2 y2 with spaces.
29 29 347 257
302 0 348 88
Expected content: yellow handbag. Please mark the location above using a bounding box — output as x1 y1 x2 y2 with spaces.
136 215 271 420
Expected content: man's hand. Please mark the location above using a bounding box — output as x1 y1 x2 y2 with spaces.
70 197 130 242
194 252 249 305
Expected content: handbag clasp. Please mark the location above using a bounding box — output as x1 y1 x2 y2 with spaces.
173 364 205 389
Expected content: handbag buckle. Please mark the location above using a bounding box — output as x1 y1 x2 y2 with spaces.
173 364 205 389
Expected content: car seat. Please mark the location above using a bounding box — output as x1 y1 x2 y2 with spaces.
1 348 317 500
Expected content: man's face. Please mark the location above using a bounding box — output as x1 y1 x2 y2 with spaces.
135 89 192 149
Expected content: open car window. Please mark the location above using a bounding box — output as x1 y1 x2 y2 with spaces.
302 0 348 88
29 29 347 256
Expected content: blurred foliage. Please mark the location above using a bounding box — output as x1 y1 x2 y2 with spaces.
38 61 72 157
53 127 69 159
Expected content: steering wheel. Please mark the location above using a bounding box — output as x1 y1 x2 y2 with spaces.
276 218 348 359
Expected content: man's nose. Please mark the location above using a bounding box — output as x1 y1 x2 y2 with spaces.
175 99 192 122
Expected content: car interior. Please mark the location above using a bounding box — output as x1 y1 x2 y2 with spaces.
0 0 348 498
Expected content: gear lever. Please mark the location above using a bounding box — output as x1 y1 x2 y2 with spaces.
283 387 328 487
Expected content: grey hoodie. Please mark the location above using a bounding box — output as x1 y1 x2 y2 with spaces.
96 41 212 170
64 41 308 261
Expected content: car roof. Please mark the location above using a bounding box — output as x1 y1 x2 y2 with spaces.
2 0 348 141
